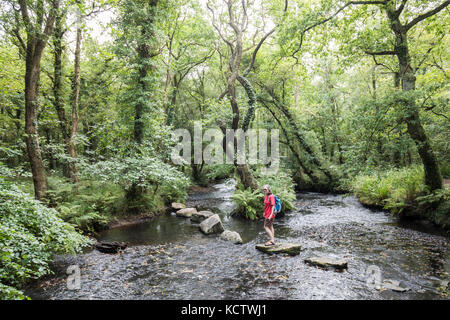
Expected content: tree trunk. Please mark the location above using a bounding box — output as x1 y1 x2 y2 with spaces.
262 99 319 184
68 5 82 183
25 54 48 200
52 11 71 178
19 0 60 199
390 19 442 190
264 88 333 182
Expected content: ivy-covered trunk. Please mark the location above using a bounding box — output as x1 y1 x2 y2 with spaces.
20 0 61 199
52 11 71 178
68 2 82 183
124 0 159 211
389 16 443 191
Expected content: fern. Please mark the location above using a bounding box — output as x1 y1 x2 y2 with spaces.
232 188 263 220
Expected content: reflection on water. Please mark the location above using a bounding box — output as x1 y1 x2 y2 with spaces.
26 179 449 300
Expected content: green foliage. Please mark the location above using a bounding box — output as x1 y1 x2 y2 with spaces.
351 165 427 213
416 188 450 229
0 172 92 300
205 164 235 182
255 170 296 212
46 177 121 233
81 143 190 214
232 188 263 220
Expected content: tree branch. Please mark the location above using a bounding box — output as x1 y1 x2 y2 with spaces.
406 0 450 31
291 1 388 59
394 0 408 18
365 50 396 55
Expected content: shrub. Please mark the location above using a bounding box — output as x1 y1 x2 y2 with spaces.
351 165 426 212
0 174 92 299
81 155 190 213
232 188 264 220
205 164 235 181
43 177 122 233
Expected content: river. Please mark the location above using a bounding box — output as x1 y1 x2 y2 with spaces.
25 179 449 300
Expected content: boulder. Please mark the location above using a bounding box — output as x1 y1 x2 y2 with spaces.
304 256 348 270
171 202 186 210
94 241 127 254
255 243 302 256
176 207 197 218
199 214 224 234
191 210 214 223
220 230 243 244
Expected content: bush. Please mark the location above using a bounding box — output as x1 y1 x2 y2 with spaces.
82 154 190 214
205 164 235 181
0 174 92 300
232 188 264 220
352 165 426 211
255 170 296 213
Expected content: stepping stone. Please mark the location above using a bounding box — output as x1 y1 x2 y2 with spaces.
304 256 348 270
220 230 243 244
255 243 302 256
171 202 186 210
191 210 214 223
176 207 197 218
199 214 224 234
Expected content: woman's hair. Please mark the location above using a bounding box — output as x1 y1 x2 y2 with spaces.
263 185 272 194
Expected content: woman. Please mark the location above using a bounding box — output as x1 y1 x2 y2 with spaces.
263 185 276 246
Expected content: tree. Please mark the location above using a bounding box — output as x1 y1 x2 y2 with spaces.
68 0 82 183
8 0 61 199
207 0 288 190
281 0 448 190
346 0 448 190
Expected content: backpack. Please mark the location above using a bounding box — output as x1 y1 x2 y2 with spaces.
272 194 282 214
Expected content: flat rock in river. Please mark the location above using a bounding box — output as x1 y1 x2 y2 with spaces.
176 207 197 218
255 243 302 256
304 256 348 270
199 214 224 234
191 210 214 223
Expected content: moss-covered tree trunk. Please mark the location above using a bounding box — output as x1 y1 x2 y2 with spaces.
19 0 61 199
68 2 82 183
387 10 443 190
52 11 71 178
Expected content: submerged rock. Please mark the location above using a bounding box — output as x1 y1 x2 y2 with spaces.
199 214 224 234
304 256 348 270
255 243 302 256
220 230 243 244
171 202 186 210
191 210 214 223
176 207 197 218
